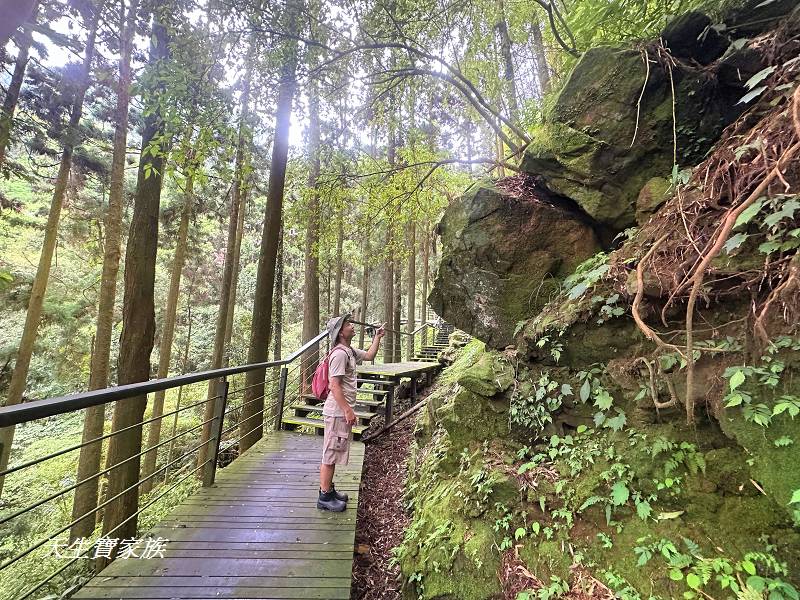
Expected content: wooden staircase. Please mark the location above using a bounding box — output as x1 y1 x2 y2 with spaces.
281 321 457 439
281 378 393 440
411 321 454 363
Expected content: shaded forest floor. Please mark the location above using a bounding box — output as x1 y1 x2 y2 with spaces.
351 391 421 600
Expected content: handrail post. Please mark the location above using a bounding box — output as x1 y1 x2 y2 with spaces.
203 377 228 487
275 366 289 430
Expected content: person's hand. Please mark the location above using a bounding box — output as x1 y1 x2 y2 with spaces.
375 322 386 339
344 407 357 426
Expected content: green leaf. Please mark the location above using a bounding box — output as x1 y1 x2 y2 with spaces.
734 199 764 228
594 389 613 411
725 392 744 407
576 424 588 434
723 232 748 254
738 85 768 104
635 500 652 521
686 573 701 590
610 481 630 506
669 569 684 581
514 527 526 540
741 559 757 575
789 489 800 505
773 436 794 447
561 383 573 396
744 66 776 90
729 369 746 391
579 379 591 402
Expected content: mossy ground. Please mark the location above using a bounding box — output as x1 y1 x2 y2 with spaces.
399 341 800 600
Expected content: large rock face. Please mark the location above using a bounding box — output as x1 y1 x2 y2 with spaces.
520 15 763 230
429 178 600 348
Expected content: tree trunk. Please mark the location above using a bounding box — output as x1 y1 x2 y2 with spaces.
357 233 370 348
0 9 99 496
496 0 519 123
100 10 170 544
241 0 300 453
382 227 393 364
531 20 550 95
393 254 402 362
198 44 255 468
273 224 283 361
69 0 138 540
406 221 415 361
0 3 38 170
140 177 193 494
301 80 321 390
223 186 248 361
333 212 344 316
421 224 429 345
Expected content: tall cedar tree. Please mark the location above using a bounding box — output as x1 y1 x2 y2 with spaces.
0 4 100 496
241 0 302 452
101 8 170 543
70 0 139 540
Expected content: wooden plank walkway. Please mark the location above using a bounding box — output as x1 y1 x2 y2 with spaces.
73 431 364 599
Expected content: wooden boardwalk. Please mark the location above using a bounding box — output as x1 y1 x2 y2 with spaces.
74 432 364 599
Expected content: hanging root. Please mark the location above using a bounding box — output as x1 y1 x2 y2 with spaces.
684 87 800 425
631 233 687 358
635 357 679 412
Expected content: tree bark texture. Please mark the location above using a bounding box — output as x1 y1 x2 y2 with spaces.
421 224 429 346
357 233 369 348
223 186 248 360
333 212 343 316
198 41 255 468
140 178 193 494
70 0 138 540
495 0 519 123
393 254 402 362
241 0 300 452
531 20 550 94
101 11 170 544
0 10 99 496
301 80 321 390
273 224 284 362
406 221 416 360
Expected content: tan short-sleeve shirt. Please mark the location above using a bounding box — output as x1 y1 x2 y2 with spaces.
322 344 367 417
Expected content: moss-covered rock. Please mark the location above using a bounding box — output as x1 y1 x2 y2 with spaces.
429 179 600 348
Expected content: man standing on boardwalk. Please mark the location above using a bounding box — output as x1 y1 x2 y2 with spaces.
318 314 385 512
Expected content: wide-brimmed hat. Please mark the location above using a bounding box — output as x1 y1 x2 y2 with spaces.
326 313 351 344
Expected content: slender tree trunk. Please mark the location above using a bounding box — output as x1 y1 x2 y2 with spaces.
333 212 344 316
140 178 193 494
496 0 519 123
69 0 138 540
406 221 415 361
382 229 393 364
273 225 283 361
0 10 99 496
223 186 248 361
198 44 255 468
0 3 38 170
100 10 170 544
301 81 321 391
421 224 429 345
357 234 369 348
393 254 401 362
241 0 300 452
531 20 550 94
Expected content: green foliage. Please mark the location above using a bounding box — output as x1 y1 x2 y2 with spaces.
723 337 800 427
561 252 610 301
509 370 572 434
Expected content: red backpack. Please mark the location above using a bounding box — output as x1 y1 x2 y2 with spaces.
311 346 350 400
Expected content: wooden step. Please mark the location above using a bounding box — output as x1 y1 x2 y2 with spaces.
354 397 384 407
281 415 367 436
357 378 392 387
292 402 377 425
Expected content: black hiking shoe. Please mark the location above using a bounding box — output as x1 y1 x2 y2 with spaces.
331 483 349 503
317 489 346 512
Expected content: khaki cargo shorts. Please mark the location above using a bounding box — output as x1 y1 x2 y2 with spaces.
322 416 353 465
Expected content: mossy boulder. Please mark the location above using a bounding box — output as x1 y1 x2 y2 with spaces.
429 179 600 348
458 352 514 397
520 30 748 230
